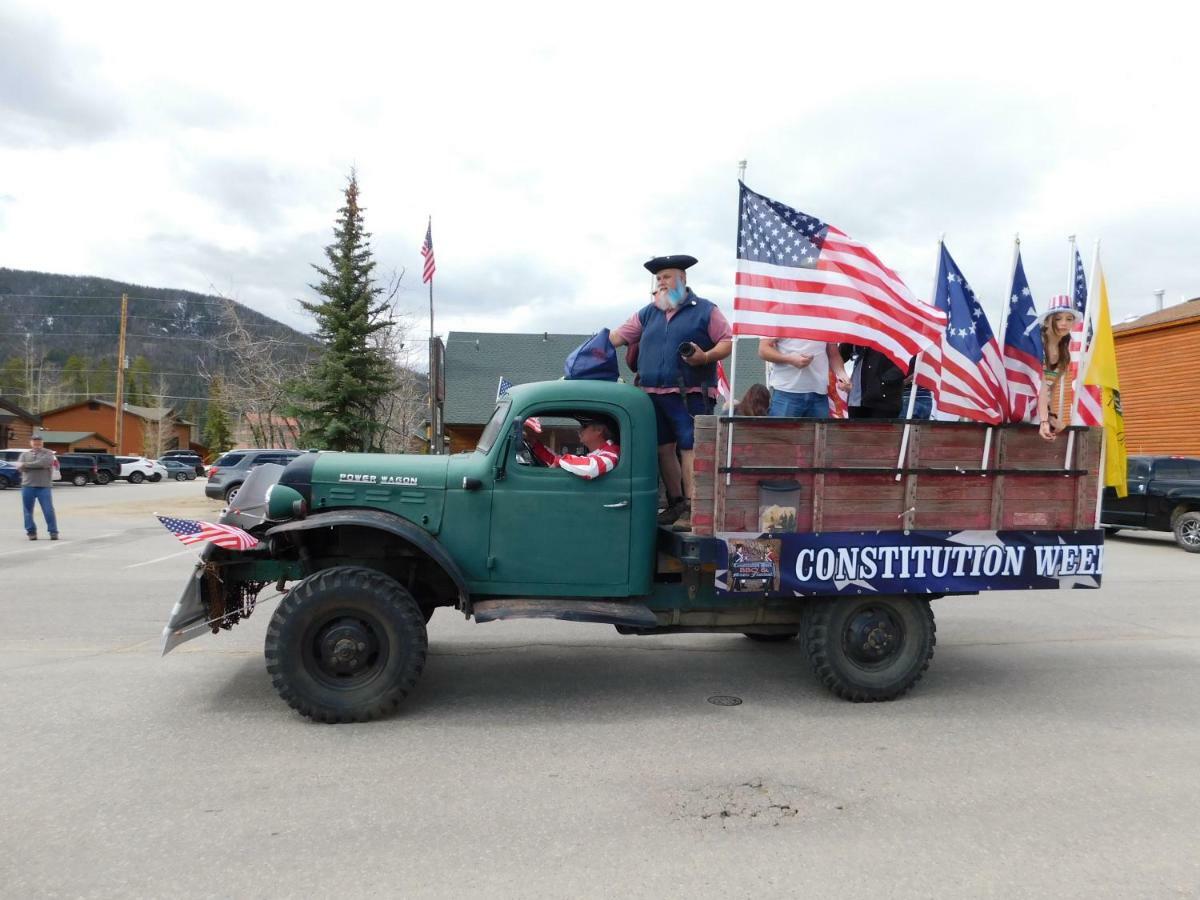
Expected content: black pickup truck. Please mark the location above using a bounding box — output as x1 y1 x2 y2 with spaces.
1101 455 1200 552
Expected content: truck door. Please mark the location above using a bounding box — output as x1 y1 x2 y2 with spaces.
1104 458 1151 526
487 409 632 593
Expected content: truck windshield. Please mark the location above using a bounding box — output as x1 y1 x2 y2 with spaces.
476 400 510 454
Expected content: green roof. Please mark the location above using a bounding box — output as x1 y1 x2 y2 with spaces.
443 331 767 426
35 431 106 444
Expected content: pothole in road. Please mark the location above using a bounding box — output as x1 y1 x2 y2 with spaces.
675 778 839 828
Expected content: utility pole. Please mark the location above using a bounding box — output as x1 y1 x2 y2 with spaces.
114 294 128 453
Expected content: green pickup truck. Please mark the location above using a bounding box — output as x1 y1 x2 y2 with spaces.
163 380 1106 723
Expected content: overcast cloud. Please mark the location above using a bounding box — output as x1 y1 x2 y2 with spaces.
2 1 1197 356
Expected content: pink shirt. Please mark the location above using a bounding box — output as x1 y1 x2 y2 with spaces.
614 303 733 395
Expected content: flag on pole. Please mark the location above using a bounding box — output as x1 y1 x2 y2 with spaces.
1073 261 1126 497
496 376 512 400
1001 251 1042 422
732 183 946 372
156 515 260 551
716 361 731 409
827 368 849 419
914 244 1010 424
421 219 436 284
1068 247 1088 377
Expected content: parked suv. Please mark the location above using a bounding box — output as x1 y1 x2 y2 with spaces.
56 453 100 486
116 456 166 484
205 449 302 502
80 453 120 485
160 450 206 477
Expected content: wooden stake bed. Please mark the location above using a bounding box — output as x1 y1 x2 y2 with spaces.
691 416 1101 536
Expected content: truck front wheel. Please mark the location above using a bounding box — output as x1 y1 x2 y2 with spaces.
803 596 935 702
265 566 428 723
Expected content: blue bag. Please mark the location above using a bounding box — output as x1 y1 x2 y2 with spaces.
564 328 620 381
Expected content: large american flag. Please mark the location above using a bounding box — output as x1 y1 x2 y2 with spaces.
156 515 260 551
733 184 945 372
1001 251 1042 422
420 219 436 284
915 244 1010 424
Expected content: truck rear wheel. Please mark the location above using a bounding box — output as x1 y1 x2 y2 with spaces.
803 596 935 702
1173 512 1200 553
265 566 428 723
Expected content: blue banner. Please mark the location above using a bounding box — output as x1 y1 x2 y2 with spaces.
715 530 1104 596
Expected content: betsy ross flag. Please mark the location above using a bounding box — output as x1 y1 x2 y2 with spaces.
421 219 436 283
1072 258 1127 497
156 515 260 551
914 244 1009 424
1002 250 1042 422
733 183 945 372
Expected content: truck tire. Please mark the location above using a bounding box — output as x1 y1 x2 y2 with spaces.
129 471 145 484
1173 512 1200 553
803 596 935 702
265 566 428 723
744 632 798 642
224 483 241 503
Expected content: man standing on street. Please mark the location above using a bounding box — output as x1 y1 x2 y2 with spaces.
18 434 59 541
610 255 733 529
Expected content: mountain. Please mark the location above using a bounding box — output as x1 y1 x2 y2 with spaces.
0 267 318 415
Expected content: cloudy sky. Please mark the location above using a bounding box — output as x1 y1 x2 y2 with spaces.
2 1 1197 357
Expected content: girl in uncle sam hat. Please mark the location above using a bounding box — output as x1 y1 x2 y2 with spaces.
1035 294 1080 442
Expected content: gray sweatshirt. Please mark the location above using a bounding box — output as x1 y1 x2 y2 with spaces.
19 448 56 488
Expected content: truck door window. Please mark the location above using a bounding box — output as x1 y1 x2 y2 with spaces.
515 411 621 471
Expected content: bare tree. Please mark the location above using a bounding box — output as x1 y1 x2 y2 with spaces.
142 378 178 457
204 298 317 449
369 270 428 453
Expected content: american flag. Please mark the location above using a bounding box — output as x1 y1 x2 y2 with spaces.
827 368 849 419
1001 250 1042 422
156 515 260 551
733 183 945 372
716 361 731 408
1068 247 1089 376
496 376 512 400
421 219 436 284
914 244 1009 424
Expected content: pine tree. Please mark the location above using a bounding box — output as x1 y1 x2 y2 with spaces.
126 356 154 406
204 377 234 454
0 357 28 405
61 355 89 401
288 172 396 451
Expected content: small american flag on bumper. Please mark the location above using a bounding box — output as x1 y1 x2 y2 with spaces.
156 515 260 551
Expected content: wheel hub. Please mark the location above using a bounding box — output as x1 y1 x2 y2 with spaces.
1181 520 1200 546
843 606 904 668
315 618 378 677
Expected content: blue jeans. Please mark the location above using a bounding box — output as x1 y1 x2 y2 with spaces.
900 386 933 420
22 486 59 536
768 389 829 418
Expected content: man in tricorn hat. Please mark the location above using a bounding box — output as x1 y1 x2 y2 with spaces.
610 255 732 528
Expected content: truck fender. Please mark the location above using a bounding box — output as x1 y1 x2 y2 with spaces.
266 508 469 609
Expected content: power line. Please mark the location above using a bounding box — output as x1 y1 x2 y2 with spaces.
0 331 319 348
0 293 234 304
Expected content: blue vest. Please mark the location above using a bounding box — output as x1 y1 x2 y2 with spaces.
637 291 718 390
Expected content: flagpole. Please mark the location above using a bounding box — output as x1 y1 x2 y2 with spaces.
895 234 944 482
426 216 438 455
1065 239 1101 471
725 164 746 487
1056 235 1076 424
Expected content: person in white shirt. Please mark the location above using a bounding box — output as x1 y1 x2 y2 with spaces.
758 339 850 418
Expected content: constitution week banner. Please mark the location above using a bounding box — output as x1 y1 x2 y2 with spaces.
716 530 1104 596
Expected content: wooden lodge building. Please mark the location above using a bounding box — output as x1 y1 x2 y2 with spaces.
0 397 41 449
37 399 197 457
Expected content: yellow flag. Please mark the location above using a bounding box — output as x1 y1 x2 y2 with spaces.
1083 264 1127 497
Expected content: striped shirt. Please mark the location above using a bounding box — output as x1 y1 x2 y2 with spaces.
531 440 620 480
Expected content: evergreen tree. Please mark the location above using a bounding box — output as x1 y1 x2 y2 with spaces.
0 357 28 405
204 377 234 454
126 355 154 406
61 355 89 401
288 172 396 451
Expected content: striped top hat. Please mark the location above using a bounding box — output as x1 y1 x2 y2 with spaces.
1037 294 1080 325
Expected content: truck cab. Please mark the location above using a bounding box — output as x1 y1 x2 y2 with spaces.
1101 455 1200 550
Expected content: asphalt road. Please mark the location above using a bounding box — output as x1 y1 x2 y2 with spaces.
1 479 1198 898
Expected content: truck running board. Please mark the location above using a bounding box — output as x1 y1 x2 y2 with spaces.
472 599 658 628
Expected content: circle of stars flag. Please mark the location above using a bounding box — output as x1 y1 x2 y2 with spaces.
1002 250 1042 422
156 514 260 551
733 182 946 372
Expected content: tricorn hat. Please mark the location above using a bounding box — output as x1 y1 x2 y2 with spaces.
644 255 698 274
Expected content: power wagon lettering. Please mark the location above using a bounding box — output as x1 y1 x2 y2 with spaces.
338 473 420 486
